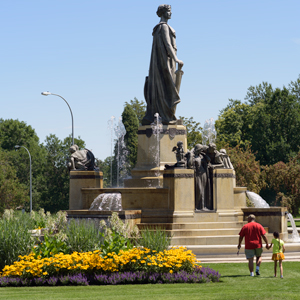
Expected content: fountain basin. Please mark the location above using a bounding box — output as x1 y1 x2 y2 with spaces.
242 207 288 241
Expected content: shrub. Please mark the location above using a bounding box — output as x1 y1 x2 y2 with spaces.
0 210 35 270
138 226 171 252
65 219 104 253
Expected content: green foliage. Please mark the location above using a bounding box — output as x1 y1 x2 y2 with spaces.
122 103 139 171
216 80 300 166
0 149 28 214
262 152 300 215
0 118 39 151
226 145 266 194
65 219 104 253
100 230 133 257
138 226 171 252
32 234 70 258
179 116 202 149
0 210 35 270
39 134 86 213
125 98 146 125
96 156 113 188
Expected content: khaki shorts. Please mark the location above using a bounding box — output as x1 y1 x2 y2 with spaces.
245 248 263 259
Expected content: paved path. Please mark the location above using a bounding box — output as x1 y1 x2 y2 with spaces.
197 251 300 264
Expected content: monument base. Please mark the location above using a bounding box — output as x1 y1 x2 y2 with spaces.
124 124 187 188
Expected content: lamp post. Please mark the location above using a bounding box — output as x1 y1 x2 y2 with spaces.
15 145 32 212
41 91 74 146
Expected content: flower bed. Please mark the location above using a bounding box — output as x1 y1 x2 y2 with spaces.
0 267 220 287
0 247 221 286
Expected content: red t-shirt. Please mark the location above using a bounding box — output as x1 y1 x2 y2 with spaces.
239 221 266 249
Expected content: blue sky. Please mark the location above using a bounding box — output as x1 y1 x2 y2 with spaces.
1 0 300 160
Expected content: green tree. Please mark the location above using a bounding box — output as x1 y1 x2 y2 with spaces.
226 145 265 195
40 134 86 213
125 98 146 125
96 156 112 188
216 79 300 165
0 148 28 214
262 152 300 215
179 116 202 149
122 104 139 170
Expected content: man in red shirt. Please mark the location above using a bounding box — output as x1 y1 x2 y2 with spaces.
238 214 269 276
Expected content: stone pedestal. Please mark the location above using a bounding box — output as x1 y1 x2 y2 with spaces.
213 168 236 211
163 169 195 219
124 124 187 188
69 171 103 210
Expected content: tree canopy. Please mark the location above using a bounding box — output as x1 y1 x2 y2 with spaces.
216 77 300 165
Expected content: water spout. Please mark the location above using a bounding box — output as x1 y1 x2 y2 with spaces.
89 193 122 211
246 191 270 208
286 212 300 242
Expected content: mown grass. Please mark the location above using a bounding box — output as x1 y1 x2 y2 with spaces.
1 262 299 300
288 220 300 227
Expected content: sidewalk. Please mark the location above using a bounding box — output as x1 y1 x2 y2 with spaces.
197 252 300 263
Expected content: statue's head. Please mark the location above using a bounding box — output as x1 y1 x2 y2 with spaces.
69 144 79 153
177 141 183 148
194 144 203 154
156 4 171 18
208 143 217 153
220 149 227 154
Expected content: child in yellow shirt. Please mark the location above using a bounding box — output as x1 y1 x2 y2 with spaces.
269 231 285 278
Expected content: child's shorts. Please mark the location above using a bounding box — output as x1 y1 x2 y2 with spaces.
272 253 285 261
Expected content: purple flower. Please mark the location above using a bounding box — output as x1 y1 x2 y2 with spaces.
8 277 21 287
34 277 46 286
47 276 58 286
0 277 9 287
69 274 89 286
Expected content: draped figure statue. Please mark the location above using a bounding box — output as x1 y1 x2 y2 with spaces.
142 4 184 125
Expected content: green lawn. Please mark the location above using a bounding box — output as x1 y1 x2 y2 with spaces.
1 262 299 300
288 220 300 227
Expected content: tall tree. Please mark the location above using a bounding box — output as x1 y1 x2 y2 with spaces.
0 148 28 214
216 79 300 165
179 116 202 149
125 98 146 125
122 104 139 169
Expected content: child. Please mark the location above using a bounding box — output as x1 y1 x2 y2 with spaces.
269 231 285 278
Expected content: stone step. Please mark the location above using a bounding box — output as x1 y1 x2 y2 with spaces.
170 233 274 246
184 243 300 258
170 235 240 246
170 228 241 237
138 221 246 230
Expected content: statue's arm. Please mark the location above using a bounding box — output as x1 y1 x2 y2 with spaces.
161 24 183 66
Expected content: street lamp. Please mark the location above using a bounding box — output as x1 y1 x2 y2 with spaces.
15 145 32 212
41 91 74 146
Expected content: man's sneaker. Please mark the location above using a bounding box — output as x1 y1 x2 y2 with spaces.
250 272 254 276
256 270 260 276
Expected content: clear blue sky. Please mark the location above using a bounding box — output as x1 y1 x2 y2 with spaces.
1 0 300 160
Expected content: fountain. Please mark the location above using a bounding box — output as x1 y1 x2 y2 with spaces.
150 113 163 180
286 213 300 242
246 191 270 208
202 118 217 145
107 116 115 187
89 193 122 211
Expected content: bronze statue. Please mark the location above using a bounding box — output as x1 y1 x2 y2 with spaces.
67 145 97 171
142 4 184 125
194 144 212 210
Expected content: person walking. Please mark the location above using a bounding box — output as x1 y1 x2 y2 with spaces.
269 231 285 278
237 214 269 276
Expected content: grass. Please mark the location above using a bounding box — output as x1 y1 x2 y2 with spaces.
1 262 300 300
288 220 300 227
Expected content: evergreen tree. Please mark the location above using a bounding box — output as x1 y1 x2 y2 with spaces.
122 103 139 173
